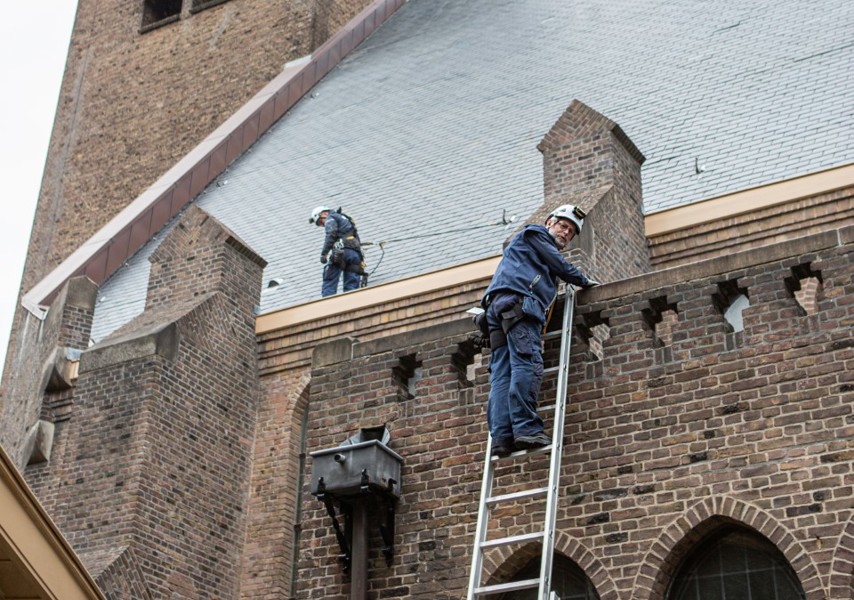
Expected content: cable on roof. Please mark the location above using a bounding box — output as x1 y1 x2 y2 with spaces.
361 213 517 278
362 217 513 247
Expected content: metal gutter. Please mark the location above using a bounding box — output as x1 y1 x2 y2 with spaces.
0 445 106 599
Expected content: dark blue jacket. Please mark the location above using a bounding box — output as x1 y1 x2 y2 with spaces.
321 211 361 256
482 224 589 322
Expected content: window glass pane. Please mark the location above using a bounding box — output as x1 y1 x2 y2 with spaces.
669 528 805 600
695 576 724 600
722 573 749 600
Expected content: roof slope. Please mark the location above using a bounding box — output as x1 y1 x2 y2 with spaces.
91 0 853 341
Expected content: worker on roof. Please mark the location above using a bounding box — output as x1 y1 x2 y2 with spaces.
309 206 366 297
478 204 599 457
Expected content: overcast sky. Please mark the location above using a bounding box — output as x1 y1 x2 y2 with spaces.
0 3 79 368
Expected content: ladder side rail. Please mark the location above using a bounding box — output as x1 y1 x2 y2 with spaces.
537 287 576 600
467 435 498 599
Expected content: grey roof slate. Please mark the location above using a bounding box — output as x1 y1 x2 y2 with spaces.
90 0 854 342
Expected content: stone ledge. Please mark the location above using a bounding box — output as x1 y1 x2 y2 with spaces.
80 323 178 373
353 318 473 359
313 337 357 368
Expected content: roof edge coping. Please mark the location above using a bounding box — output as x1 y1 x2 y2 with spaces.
646 163 854 237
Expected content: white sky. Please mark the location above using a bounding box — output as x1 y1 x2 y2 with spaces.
0 3 79 368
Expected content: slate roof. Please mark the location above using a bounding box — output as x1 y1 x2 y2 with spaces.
90 0 854 342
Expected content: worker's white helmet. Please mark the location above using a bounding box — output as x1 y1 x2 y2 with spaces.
309 206 333 225
547 204 586 234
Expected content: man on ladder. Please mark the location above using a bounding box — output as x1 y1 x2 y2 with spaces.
468 204 599 600
478 204 598 457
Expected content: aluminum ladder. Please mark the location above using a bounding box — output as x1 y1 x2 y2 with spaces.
466 288 576 600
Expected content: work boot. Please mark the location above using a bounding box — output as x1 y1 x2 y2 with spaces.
514 432 551 450
491 439 514 458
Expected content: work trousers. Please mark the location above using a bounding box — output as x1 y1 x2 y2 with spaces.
485 294 545 445
321 248 362 297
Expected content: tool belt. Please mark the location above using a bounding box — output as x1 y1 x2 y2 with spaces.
330 247 367 275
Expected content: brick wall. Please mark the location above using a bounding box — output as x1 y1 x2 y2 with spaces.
291 225 852 599
0 277 96 466
298 318 483 599
238 369 311 599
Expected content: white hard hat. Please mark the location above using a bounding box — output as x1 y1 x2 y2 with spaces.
309 206 332 225
547 204 586 234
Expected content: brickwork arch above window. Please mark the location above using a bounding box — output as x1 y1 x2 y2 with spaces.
633 496 824 600
667 527 805 600
498 554 599 600
829 515 854 600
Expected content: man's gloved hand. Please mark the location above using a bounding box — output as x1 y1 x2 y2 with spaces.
320 254 328 264
583 278 600 288
468 332 490 349
469 311 490 349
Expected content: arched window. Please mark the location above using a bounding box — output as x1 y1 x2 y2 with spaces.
668 528 805 600
500 554 599 600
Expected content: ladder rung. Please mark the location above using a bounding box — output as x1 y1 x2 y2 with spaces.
543 365 562 377
542 330 563 340
490 444 552 462
486 486 549 506
480 531 544 550
540 403 556 413
474 578 539 595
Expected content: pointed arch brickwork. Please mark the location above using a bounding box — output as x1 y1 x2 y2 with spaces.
633 495 825 600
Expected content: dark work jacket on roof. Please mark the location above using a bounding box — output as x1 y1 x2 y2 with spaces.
321 210 361 256
482 224 589 320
